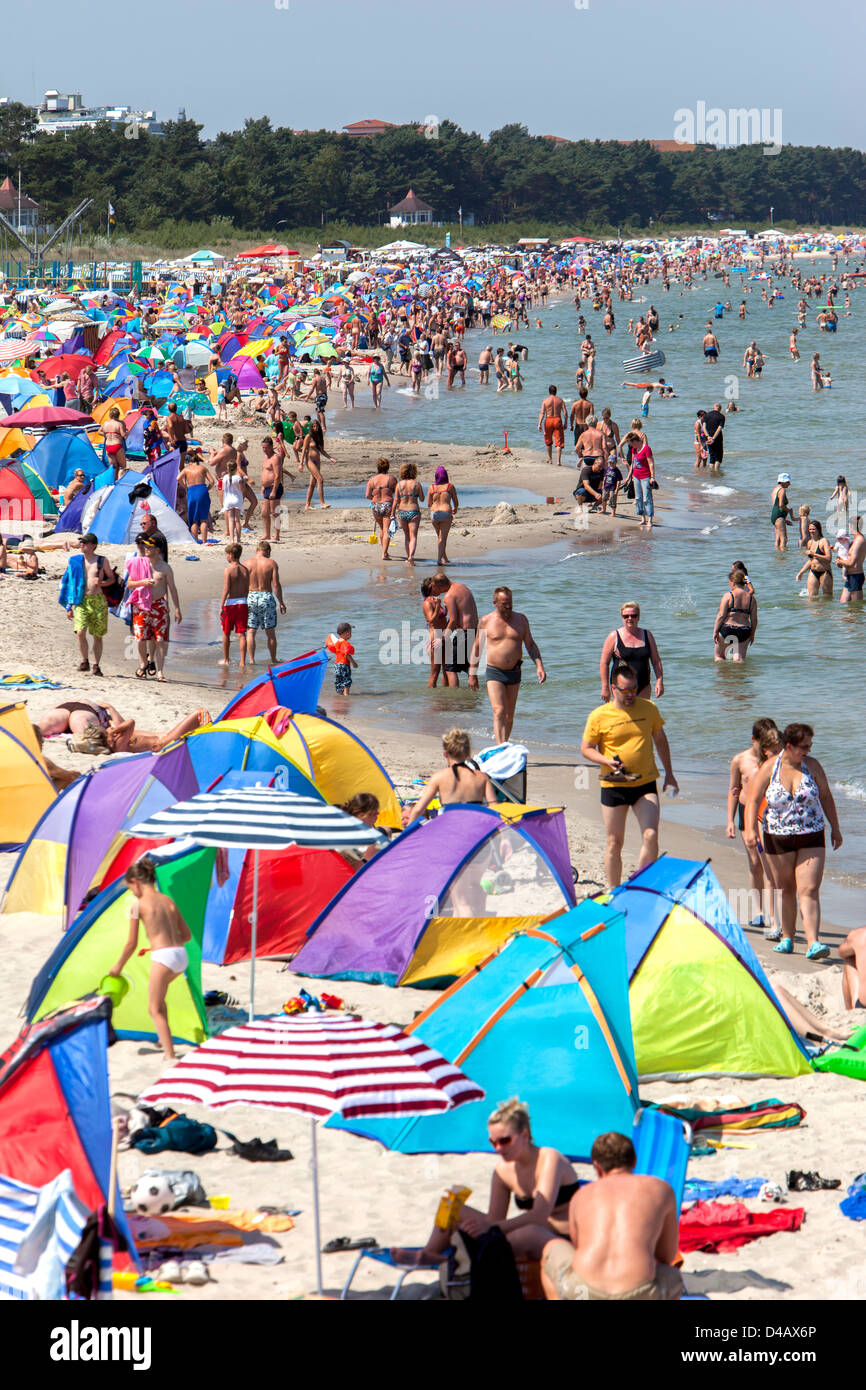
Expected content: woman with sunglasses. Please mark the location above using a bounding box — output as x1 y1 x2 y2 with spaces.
744 723 842 959
599 601 663 701
391 1098 580 1267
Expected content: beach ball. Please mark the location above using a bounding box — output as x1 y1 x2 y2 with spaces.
130 1175 174 1215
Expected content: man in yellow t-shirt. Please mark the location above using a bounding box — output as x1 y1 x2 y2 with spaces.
581 661 678 887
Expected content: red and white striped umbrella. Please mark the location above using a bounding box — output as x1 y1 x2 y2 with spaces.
0 338 40 362
141 1011 484 1294
142 1012 483 1119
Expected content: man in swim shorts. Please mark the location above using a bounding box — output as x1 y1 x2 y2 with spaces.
64 533 115 677
702 325 720 362
178 457 216 545
538 385 568 465
581 661 678 886
434 572 478 689
837 517 865 603
541 1131 682 1302
246 540 286 663
470 585 545 743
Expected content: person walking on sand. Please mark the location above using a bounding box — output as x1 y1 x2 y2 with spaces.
581 661 678 887
365 457 396 559
246 540 285 664
108 857 192 1061
744 722 842 960
470 585 546 744
60 532 116 677
219 542 249 668
391 462 424 563
427 466 458 565
726 718 781 933
302 418 334 510
538 385 567 465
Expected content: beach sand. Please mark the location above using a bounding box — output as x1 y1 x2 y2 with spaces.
1 431 863 1301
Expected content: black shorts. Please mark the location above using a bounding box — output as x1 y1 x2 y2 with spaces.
263 483 284 501
444 630 472 674
738 803 746 831
600 779 658 808
707 444 724 464
763 829 825 855
177 438 188 455
486 661 522 686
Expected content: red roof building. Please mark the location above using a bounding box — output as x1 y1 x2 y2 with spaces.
343 119 397 138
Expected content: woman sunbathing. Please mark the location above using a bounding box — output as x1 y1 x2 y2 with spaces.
38 702 211 755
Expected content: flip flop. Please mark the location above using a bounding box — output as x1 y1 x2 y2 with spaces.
322 1236 377 1254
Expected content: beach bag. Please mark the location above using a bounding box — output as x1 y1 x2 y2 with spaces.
131 1116 218 1155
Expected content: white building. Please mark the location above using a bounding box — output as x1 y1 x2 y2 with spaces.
36 90 164 136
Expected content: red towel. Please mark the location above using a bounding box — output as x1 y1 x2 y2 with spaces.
679 1200 804 1253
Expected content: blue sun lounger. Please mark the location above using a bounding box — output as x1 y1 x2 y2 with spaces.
340 1246 460 1302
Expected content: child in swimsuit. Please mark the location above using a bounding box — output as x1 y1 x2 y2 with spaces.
108 857 192 1060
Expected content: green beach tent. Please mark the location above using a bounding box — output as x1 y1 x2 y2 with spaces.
25 846 214 1046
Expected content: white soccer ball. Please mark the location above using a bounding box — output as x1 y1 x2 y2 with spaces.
130 1175 174 1215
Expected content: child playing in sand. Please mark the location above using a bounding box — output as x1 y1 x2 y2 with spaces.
220 542 249 667
326 623 357 694
108 857 192 1061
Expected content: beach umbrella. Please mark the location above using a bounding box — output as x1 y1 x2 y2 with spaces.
140 1010 484 1294
128 786 384 1017
0 338 40 363
1 405 94 427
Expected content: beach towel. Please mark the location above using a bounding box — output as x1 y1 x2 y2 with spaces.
678 1200 804 1253
0 674 68 691
840 1175 866 1221
124 554 153 611
683 1177 766 1201
58 553 85 609
656 1099 805 1134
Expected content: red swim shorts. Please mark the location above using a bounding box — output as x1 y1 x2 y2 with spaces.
544 418 564 447
221 602 248 634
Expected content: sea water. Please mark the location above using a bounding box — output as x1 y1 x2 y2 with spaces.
180 258 866 891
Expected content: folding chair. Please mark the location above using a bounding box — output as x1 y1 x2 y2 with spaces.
633 1106 693 1212
340 1247 467 1302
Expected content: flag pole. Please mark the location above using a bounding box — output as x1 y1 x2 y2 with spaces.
250 847 259 1019
311 1117 323 1296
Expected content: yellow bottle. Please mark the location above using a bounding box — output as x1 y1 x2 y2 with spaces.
434 1185 472 1231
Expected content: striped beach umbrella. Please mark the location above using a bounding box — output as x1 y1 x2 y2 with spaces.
141 1011 484 1293
129 787 385 1015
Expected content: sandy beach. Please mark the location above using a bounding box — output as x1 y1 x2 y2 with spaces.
1 426 863 1301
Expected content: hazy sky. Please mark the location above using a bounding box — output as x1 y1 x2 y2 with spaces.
7 0 863 148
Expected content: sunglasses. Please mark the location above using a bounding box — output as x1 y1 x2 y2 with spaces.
490 1134 514 1149
614 685 637 695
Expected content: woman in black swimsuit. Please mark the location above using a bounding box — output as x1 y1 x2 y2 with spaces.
713 566 757 662
403 728 497 824
599 602 664 700
391 1098 581 1267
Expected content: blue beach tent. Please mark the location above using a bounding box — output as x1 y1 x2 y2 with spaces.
26 431 101 490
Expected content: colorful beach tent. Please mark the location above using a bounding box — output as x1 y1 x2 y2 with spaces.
218 650 329 720
103 837 354 964
0 465 41 535
603 858 812 1079
0 703 55 849
79 468 194 546
181 727 322 801
3 743 197 925
0 998 135 1253
187 711 402 829
25 430 101 489
327 899 638 1158
293 806 576 986
25 846 213 1046
12 458 57 517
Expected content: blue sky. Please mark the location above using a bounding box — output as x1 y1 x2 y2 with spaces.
6 0 862 148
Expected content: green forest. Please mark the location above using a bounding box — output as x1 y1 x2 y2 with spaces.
2 103 866 244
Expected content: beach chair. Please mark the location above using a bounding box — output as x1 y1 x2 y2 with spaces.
633 1106 693 1212
340 1247 467 1302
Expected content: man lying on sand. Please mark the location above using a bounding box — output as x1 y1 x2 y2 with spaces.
38 701 210 755
541 1130 683 1302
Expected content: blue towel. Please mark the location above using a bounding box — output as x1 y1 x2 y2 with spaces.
0 675 68 691
684 1177 767 1201
58 553 85 609
841 1175 866 1220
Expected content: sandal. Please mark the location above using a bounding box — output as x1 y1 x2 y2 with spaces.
146 660 157 675
322 1236 377 1254
806 942 830 961
91 665 103 677
135 667 148 679
773 938 793 954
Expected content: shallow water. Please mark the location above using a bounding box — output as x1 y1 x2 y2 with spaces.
180 256 866 887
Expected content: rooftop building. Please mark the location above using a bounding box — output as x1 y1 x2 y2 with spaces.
36 90 164 136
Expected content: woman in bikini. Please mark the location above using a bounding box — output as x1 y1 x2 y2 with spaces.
301 418 334 510
100 407 127 479
796 519 833 596
365 457 396 559
693 410 708 469
403 727 498 824
391 462 424 563
713 567 757 662
392 1098 581 1267
340 361 356 409
427 465 459 566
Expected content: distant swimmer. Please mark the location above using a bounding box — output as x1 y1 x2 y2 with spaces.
470 585 546 744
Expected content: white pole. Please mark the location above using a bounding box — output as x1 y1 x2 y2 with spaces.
311 1116 323 1296
249 848 259 1019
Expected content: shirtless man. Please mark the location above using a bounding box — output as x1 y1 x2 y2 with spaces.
541 1131 682 1302
837 517 865 603
727 719 777 931
477 345 493 384
260 436 288 542
575 414 606 470
570 387 593 448
177 457 216 545
108 857 192 1060
434 573 478 689
470 586 546 744
219 541 250 666
305 368 329 431
135 539 182 681
432 329 447 376
538 385 568 466
702 325 720 363
246 540 286 663
164 403 192 456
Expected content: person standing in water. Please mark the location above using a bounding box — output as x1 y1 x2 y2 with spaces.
770 474 793 549
470 586 546 744
796 520 833 596
427 466 458 566
713 567 757 662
